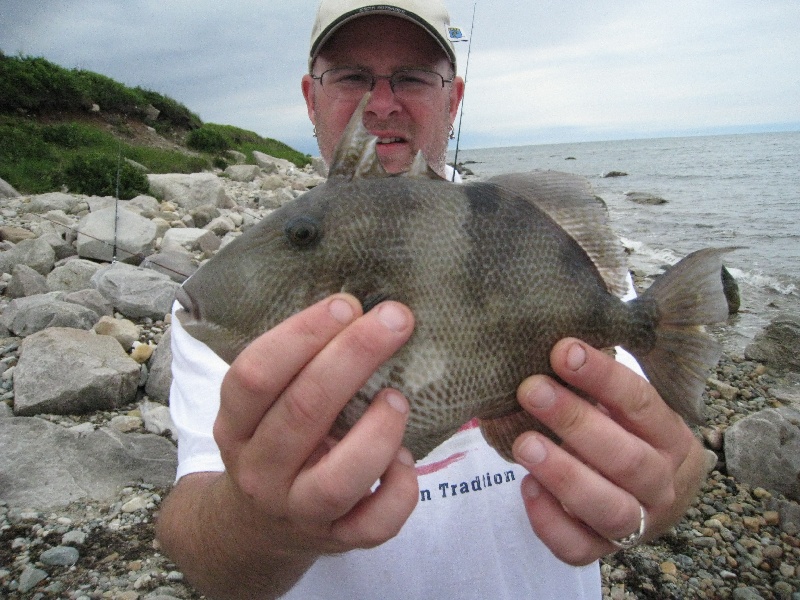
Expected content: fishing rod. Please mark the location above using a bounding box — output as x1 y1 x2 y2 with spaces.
113 139 122 264
451 1 477 182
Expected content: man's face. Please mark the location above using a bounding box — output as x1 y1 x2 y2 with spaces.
302 15 464 177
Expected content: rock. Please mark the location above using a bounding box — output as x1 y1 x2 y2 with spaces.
141 250 197 283
129 194 161 214
0 225 36 243
18 565 49 593
721 265 740 314
140 398 175 438
0 176 21 198
253 151 295 173
25 191 81 213
624 191 667 205
0 236 56 276
131 341 154 363
93 315 141 349
147 173 232 210
0 416 176 509
226 149 247 164
62 288 114 318
161 227 220 255
724 406 800 501
12 327 140 415
40 545 80 566
602 170 628 178
76 206 158 263
744 314 800 372
145 327 172 404
91 262 180 320
310 156 328 177
46 258 102 292
260 173 289 192
224 164 261 182
1 292 99 336
204 215 237 236
5 263 48 298
188 203 220 228
732 588 765 600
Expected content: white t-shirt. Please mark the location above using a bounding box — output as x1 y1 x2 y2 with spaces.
168 277 642 600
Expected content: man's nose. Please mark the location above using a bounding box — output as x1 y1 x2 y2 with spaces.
366 76 401 117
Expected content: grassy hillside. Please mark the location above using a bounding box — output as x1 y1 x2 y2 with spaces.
0 52 310 197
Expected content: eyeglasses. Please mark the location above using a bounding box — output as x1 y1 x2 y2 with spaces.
311 67 454 102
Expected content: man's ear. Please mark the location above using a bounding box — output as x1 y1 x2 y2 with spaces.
449 76 465 123
301 74 316 125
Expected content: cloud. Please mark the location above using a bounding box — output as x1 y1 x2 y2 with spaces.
1 0 798 152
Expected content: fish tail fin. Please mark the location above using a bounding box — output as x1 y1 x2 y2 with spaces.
630 248 736 423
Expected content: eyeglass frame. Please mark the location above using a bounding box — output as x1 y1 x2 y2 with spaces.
310 66 455 100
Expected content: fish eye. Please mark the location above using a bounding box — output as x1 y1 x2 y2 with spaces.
284 216 321 248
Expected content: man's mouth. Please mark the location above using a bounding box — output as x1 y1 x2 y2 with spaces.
376 137 405 145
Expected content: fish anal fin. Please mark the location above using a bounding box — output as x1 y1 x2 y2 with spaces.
479 410 560 463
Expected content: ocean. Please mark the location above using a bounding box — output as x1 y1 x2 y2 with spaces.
448 131 800 353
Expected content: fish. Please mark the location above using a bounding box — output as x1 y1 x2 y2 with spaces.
175 94 733 462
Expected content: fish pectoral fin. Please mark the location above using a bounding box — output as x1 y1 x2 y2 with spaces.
479 410 560 463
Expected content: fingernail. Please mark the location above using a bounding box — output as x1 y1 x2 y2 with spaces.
523 379 556 410
397 447 415 467
376 303 409 332
518 436 547 465
329 297 355 324
566 342 587 371
384 390 408 415
522 477 541 499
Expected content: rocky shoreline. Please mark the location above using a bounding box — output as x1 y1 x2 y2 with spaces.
0 159 798 599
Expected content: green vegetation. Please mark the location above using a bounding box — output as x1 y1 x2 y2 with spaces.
61 153 150 199
0 52 310 195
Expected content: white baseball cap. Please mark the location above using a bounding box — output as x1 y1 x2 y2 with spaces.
309 0 460 71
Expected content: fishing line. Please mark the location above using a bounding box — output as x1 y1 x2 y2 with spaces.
451 1 477 182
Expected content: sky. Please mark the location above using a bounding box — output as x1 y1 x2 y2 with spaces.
2 0 799 156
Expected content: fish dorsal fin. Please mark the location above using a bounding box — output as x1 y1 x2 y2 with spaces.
405 150 445 180
487 171 630 297
328 92 389 181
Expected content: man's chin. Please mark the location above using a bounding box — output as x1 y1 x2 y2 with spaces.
375 143 414 174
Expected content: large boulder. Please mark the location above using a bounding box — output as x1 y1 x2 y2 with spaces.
144 326 173 404
46 258 103 292
91 262 180 320
0 416 176 509
147 173 232 210
24 192 82 214
13 327 141 416
724 406 800 501
224 164 261 182
0 292 99 336
0 236 56 276
76 206 158 263
0 176 21 198
745 314 800 372
5 264 48 298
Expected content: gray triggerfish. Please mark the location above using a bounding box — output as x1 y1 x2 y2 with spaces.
176 94 733 462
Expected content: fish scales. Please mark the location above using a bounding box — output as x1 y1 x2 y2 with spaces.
176 94 733 462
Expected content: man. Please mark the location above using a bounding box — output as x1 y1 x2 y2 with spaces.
156 2 711 598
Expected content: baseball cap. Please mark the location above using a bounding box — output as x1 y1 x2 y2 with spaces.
309 0 460 71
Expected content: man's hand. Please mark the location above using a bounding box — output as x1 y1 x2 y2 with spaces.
513 338 711 566
158 294 419 600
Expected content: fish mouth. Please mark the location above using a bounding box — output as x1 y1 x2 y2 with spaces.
175 286 201 321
